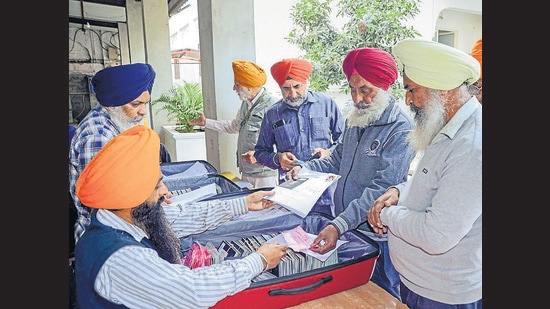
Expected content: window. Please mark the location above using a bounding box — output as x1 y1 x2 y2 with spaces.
437 30 456 48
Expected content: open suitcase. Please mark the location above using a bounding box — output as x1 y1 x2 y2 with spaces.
160 160 245 197
179 189 380 309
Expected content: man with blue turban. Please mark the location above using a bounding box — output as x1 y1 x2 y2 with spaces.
69 63 161 245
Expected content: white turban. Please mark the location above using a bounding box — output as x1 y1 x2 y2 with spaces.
392 39 480 90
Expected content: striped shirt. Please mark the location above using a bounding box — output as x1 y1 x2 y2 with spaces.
92 198 264 308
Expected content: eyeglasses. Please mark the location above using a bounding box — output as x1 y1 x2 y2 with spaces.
468 84 482 96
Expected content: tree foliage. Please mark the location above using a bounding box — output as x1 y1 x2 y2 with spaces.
286 0 421 96
152 81 204 133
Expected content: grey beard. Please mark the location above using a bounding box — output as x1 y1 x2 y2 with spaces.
132 200 182 264
407 90 447 152
346 90 390 128
106 106 143 132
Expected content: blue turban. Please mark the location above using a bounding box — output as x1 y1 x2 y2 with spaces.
91 63 156 106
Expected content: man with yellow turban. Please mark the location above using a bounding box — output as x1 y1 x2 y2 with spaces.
189 60 278 188
253 58 345 216
367 38 482 308
286 47 415 301
469 38 482 103
74 125 288 309
69 63 173 248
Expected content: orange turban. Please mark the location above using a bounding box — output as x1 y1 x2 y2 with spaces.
270 58 313 87
470 38 482 79
76 125 161 209
232 60 267 88
342 48 398 91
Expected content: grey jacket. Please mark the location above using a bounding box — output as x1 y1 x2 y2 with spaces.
236 90 279 177
302 98 415 236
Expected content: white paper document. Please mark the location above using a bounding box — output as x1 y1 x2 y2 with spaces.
265 168 341 217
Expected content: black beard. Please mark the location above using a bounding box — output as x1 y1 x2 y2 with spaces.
132 200 182 264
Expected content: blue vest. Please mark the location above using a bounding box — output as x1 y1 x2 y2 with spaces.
75 210 156 309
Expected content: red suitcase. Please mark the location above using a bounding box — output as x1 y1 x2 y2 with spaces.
179 203 380 309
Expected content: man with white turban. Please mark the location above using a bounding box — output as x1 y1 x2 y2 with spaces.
75 125 288 309
367 39 482 308
69 63 173 245
189 60 278 188
287 47 416 300
253 58 345 216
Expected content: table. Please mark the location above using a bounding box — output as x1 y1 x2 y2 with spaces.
287 281 408 309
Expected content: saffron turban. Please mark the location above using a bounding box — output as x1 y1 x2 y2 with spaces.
270 58 313 87
76 125 161 210
342 47 398 91
91 63 156 107
392 39 480 91
232 60 267 88
470 38 482 79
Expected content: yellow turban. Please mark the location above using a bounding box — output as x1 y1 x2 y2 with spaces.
76 125 161 209
470 38 482 79
392 38 480 90
232 60 267 88
271 58 313 87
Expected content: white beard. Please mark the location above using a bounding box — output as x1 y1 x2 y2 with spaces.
237 87 251 102
106 106 143 132
406 90 447 152
283 86 307 107
346 89 390 128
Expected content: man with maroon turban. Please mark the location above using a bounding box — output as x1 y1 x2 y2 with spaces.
253 58 345 216
74 125 288 309
287 48 416 300
189 60 278 188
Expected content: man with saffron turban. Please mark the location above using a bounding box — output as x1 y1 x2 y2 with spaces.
469 38 482 103
287 47 416 300
74 125 288 309
253 58 345 216
367 38 482 308
69 63 171 245
189 60 278 188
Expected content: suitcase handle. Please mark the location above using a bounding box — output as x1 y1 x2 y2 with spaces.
267 275 333 296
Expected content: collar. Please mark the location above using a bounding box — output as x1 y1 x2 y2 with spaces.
96 209 148 242
435 96 481 142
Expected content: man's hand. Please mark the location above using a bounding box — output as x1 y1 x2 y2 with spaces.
309 224 339 254
256 242 288 271
367 187 399 234
279 152 297 171
241 150 257 164
245 190 276 211
286 165 302 180
312 148 331 159
188 112 206 126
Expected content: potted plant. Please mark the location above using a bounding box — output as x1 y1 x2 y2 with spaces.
152 81 204 133
152 81 207 161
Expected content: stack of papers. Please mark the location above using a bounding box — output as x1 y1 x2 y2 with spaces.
265 168 340 217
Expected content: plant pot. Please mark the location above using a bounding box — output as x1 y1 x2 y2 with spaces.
162 125 207 162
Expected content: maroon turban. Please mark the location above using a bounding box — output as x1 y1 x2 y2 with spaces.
342 48 398 91
270 58 313 87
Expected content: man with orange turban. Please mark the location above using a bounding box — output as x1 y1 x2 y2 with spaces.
286 47 415 301
189 60 278 188
74 125 288 309
253 58 345 216
469 38 482 103
69 63 173 248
